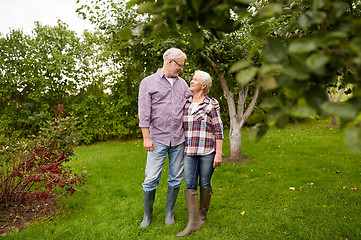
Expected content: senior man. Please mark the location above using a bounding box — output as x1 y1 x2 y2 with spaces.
138 48 192 228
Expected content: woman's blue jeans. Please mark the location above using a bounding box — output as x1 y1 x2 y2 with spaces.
142 138 185 192
184 152 215 189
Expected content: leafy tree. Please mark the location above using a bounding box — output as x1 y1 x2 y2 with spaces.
122 0 361 154
197 33 264 159
0 22 80 137
0 20 142 142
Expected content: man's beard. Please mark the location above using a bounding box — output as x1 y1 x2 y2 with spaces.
170 71 179 78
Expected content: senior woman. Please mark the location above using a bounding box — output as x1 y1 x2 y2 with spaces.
177 70 224 237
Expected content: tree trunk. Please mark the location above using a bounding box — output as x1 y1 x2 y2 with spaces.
229 122 242 159
331 116 338 126
327 87 344 126
201 53 261 160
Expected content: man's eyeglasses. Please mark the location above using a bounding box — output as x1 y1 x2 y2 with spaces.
172 59 184 68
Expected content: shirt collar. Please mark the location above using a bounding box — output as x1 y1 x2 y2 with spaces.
157 68 179 81
187 96 211 104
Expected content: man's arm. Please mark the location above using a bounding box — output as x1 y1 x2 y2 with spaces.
141 127 154 151
138 79 154 152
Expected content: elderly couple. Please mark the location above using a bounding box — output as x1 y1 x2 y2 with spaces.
138 48 224 237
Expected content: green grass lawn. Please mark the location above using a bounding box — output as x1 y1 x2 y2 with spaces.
3 119 361 239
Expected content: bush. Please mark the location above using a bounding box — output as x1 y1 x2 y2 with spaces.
0 117 87 207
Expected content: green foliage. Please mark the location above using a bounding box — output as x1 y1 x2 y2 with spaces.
0 20 142 143
0 117 86 207
0 22 80 137
68 82 140 144
246 110 266 125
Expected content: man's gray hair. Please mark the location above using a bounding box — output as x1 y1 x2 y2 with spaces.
195 70 212 95
163 48 187 63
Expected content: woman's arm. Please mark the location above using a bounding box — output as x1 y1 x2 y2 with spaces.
210 104 224 168
213 139 223 168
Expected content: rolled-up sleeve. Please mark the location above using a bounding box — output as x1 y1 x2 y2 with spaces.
138 80 151 128
211 107 224 140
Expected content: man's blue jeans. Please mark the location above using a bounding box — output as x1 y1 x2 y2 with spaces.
184 152 215 189
142 138 185 192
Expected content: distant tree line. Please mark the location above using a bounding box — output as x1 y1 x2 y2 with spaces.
0 21 141 143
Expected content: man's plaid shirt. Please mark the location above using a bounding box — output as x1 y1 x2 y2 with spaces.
183 96 224 156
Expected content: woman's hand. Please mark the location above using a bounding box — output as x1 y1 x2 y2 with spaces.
213 152 222 168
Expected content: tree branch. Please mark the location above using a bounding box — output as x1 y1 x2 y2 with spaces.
327 87 335 102
336 88 345 103
242 84 261 124
237 85 245 118
200 52 237 125
200 53 231 97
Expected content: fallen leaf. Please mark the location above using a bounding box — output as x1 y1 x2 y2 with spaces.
267 172 272 175
241 211 245 215
343 186 347 189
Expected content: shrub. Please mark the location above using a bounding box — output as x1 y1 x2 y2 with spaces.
0 117 86 207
